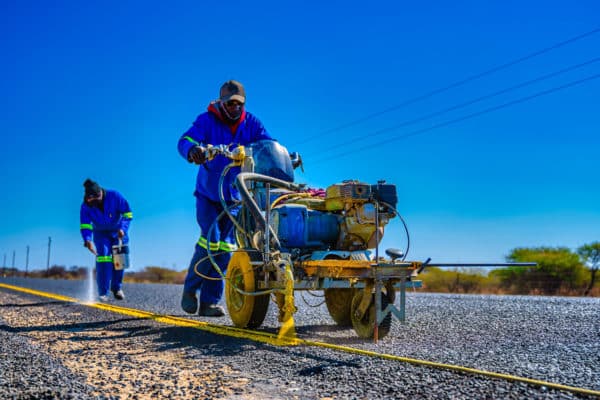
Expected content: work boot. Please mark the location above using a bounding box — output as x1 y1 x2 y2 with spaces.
199 303 225 317
181 292 198 314
112 290 125 300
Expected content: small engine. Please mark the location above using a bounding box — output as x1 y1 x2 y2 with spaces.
270 180 397 253
242 141 398 254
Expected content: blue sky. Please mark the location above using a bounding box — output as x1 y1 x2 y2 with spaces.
1 1 598 272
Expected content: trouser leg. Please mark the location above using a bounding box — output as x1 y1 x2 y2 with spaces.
198 251 231 304
94 234 114 296
96 260 112 296
188 194 238 305
183 244 208 294
110 268 124 292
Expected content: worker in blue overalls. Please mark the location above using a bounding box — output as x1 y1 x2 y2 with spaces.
80 179 133 301
177 80 274 317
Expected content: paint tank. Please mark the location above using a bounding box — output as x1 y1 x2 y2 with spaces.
112 241 130 270
271 204 339 249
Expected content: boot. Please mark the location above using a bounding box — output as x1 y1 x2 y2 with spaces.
181 291 198 314
112 290 125 300
199 303 225 317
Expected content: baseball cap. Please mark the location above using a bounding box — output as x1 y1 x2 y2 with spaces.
219 80 246 104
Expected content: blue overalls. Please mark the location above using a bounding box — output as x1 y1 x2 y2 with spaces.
80 189 132 296
178 102 273 304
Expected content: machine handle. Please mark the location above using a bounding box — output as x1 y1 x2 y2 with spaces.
417 257 431 274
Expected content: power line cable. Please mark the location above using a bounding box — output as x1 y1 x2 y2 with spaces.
139 28 600 211
142 53 600 217
153 61 598 212
306 57 599 159
310 73 600 163
293 27 600 146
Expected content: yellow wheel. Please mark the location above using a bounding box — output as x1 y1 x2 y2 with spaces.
324 289 356 327
350 290 392 339
225 250 270 328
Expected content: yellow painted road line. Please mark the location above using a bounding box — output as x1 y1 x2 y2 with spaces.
2 282 599 398
0 283 299 346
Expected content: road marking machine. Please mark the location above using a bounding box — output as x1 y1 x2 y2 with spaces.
196 141 534 341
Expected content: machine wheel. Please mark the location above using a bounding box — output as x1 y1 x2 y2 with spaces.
225 250 270 329
350 290 392 339
324 289 356 327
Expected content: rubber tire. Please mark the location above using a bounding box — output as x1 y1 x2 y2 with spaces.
350 290 392 339
225 250 270 328
324 289 356 327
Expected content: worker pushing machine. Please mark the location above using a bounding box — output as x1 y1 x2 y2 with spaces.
80 179 133 301
177 79 276 317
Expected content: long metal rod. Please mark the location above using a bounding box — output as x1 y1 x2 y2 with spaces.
374 277 381 343
374 201 380 263
46 237 51 277
264 183 270 264
425 263 536 267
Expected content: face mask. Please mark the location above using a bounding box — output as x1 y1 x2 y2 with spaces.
221 101 243 120
87 199 102 208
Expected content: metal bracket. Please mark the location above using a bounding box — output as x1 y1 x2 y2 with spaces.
373 274 407 343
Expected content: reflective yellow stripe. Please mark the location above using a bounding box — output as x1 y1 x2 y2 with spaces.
183 136 199 145
219 241 237 252
122 212 133 219
80 224 93 230
197 237 220 251
97 256 113 263
198 237 208 248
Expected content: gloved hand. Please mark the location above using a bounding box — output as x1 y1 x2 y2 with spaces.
188 145 207 165
84 240 97 255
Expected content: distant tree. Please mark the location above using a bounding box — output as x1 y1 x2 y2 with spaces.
124 266 185 284
67 266 87 279
47 265 68 279
497 247 587 295
577 242 600 296
419 267 489 293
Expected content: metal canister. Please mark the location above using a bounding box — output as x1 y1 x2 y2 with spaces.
112 239 130 270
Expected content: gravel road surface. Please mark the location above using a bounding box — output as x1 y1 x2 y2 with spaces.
1 277 598 399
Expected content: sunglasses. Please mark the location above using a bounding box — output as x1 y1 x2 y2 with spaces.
224 100 243 108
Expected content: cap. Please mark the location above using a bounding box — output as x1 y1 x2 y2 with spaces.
219 80 246 104
83 178 102 198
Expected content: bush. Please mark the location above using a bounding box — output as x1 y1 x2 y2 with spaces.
495 247 588 295
420 267 491 294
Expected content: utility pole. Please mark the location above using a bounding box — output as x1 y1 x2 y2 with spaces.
26 245 30 277
9 250 15 277
46 237 52 277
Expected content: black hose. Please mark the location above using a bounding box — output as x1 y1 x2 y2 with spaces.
381 201 410 261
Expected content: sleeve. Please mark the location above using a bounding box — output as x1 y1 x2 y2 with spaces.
80 205 93 243
116 192 133 233
250 116 274 142
178 115 206 161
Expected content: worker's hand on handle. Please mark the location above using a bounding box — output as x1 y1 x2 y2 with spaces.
84 240 97 256
206 144 223 161
188 145 207 165
230 145 245 161
117 229 125 239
